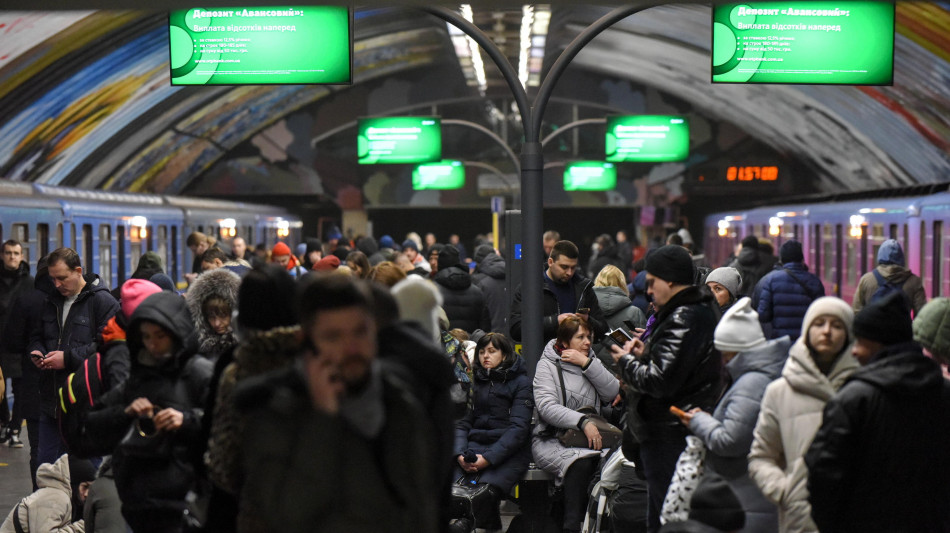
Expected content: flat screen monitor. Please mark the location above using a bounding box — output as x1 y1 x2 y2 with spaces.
712 2 894 84
564 161 617 191
605 116 689 163
412 160 465 190
358 116 442 165
169 6 352 85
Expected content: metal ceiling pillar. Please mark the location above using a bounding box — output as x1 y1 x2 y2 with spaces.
423 3 657 377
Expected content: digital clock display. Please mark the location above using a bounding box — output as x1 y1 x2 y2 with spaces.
727 166 778 181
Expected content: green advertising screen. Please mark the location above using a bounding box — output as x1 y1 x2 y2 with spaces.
605 116 689 163
358 116 442 164
412 160 465 190
712 2 894 84
564 161 617 191
169 7 352 85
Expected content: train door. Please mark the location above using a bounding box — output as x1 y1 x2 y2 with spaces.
859 223 868 276
822 224 833 293
81 224 94 279
835 224 843 297
130 223 143 272
56 223 64 250
844 228 858 302
12 224 29 264
157 225 169 273
37 224 50 259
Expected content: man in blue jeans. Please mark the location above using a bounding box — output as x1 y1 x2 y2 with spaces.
28 247 118 467
612 245 723 532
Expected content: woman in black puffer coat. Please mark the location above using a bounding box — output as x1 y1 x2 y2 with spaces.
453 333 533 530
85 291 213 533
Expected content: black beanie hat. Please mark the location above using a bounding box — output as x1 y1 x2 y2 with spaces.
438 245 462 271
780 240 804 263
645 245 694 285
474 244 494 264
852 292 913 346
238 264 298 330
687 472 745 531
68 454 97 489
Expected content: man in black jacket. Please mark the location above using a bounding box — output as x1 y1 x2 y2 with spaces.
28 247 119 467
611 244 722 532
0 239 33 447
509 240 607 343
805 292 950 533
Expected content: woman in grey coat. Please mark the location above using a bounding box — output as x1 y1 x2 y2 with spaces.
532 315 621 533
673 298 787 532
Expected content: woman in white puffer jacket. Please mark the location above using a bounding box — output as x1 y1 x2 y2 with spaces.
748 297 858 533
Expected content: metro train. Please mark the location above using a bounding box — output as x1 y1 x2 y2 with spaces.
704 187 950 304
0 179 302 289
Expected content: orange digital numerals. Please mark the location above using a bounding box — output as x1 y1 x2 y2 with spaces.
726 166 778 182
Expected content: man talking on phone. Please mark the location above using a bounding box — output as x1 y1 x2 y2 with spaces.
234 275 441 533
510 240 606 343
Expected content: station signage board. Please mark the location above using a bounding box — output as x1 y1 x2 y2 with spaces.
564 161 617 191
357 116 442 165
605 116 689 163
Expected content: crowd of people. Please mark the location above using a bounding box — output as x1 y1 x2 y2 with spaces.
0 227 948 533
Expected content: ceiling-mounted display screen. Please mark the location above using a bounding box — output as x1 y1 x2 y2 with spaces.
412 160 465 190
564 161 617 191
169 6 352 85
358 116 441 164
712 2 894 84
605 116 689 163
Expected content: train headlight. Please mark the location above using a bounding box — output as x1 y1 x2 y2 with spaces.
768 216 783 237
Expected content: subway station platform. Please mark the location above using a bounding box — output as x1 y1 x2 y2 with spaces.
0 426 33 519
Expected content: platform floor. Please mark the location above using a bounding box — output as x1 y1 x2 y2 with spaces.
0 424 32 520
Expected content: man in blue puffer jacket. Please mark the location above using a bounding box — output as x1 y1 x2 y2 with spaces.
754 240 824 342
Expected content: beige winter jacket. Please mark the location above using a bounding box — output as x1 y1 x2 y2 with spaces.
747 338 858 533
0 454 84 533
852 264 926 315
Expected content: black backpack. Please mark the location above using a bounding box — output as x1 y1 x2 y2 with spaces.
870 270 910 308
57 352 107 456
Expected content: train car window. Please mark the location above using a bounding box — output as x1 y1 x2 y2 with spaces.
859 224 868 275
146 226 154 252
56 223 63 249
823 224 833 281
82 224 93 277
99 225 111 289
934 220 943 297
920 221 928 292
793 224 800 241
813 224 821 276
835 224 843 297
246 225 253 245
117 225 126 285
158 225 168 273
13 224 29 264
37 224 49 258
70 225 76 252
130 223 143 273
171 226 179 284
889 224 898 240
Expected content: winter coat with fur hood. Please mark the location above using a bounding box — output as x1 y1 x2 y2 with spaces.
186 268 240 361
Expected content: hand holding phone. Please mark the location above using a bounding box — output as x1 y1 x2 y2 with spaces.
576 307 590 315
669 405 687 418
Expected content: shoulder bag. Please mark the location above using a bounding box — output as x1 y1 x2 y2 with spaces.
554 361 623 450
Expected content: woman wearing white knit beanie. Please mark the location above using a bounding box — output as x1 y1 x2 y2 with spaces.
672 297 789 532
747 296 857 533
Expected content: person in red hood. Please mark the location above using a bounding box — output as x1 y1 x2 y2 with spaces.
270 242 306 277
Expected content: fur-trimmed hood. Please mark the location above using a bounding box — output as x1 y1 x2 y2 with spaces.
186 268 241 357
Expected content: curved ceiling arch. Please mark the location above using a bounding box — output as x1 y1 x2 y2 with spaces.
0 4 947 197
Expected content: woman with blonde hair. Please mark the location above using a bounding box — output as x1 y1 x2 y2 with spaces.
592 264 645 366
748 297 858 533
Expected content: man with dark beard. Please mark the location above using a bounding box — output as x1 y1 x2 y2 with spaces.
234 275 441 533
